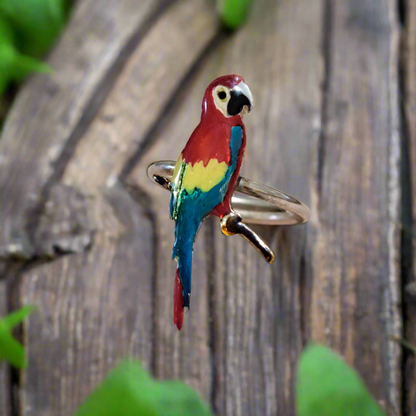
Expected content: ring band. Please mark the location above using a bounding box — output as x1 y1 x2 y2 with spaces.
147 161 311 226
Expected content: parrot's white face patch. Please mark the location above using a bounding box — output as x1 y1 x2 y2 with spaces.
212 82 253 118
212 85 231 117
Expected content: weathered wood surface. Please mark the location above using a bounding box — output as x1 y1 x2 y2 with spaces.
0 0 409 415
0 0 166 259
131 0 324 414
404 0 416 414
308 0 402 414
0 0 219 414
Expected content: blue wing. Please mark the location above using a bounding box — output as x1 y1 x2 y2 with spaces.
171 126 243 308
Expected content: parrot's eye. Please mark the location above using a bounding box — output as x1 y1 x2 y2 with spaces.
217 91 227 100
212 85 232 116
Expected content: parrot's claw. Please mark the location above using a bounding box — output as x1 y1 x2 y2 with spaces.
153 174 172 191
220 212 275 264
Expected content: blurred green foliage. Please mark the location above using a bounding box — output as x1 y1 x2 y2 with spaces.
74 360 214 416
217 0 254 30
74 344 388 416
296 345 386 416
0 305 34 368
0 0 68 96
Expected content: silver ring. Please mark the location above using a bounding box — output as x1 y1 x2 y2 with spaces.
147 160 311 226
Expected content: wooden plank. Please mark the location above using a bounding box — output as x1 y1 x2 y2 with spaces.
308 0 401 414
403 0 416 414
130 0 324 414
13 1 218 415
61 0 217 399
208 0 323 413
19 187 154 416
0 0 165 259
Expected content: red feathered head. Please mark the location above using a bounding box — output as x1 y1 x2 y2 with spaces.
201 74 253 119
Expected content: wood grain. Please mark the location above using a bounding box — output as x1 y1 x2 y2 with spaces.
403 0 416 414
19 187 154 416
308 0 402 414
209 1 324 414
10 0 219 415
130 0 324 414
0 0 165 259
0 0 408 414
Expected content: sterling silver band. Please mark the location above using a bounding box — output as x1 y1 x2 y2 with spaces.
147 161 311 226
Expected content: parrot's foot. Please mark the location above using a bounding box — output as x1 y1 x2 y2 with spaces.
153 174 172 191
220 212 275 263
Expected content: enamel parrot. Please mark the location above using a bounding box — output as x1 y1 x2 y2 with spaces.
170 74 253 330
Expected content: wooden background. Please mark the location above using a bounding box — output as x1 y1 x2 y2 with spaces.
0 0 414 414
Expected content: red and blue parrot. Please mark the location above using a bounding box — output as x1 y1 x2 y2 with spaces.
170 74 253 330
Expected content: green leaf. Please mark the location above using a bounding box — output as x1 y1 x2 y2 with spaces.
0 14 16 94
0 14 50 94
0 12 14 44
0 44 14 94
0 0 66 57
1 305 35 330
151 380 213 416
0 43 51 94
296 345 385 416
0 306 34 368
75 361 213 416
0 327 27 368
10 53 51 81
217 0 254 30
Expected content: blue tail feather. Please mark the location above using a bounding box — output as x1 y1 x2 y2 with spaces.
172 196 201 308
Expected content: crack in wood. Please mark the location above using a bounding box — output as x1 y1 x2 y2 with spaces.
205 217 218 414
5 262 25 416
398 0 407 26
398 0 414 413
299 249 308 347
316 0 333 196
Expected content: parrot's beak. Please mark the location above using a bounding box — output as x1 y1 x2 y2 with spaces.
227 81 253 116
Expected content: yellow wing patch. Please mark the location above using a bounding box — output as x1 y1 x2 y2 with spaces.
182 158 228 193
171 154 184 189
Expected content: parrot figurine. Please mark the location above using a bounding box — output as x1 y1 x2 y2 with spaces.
169 74 254 330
